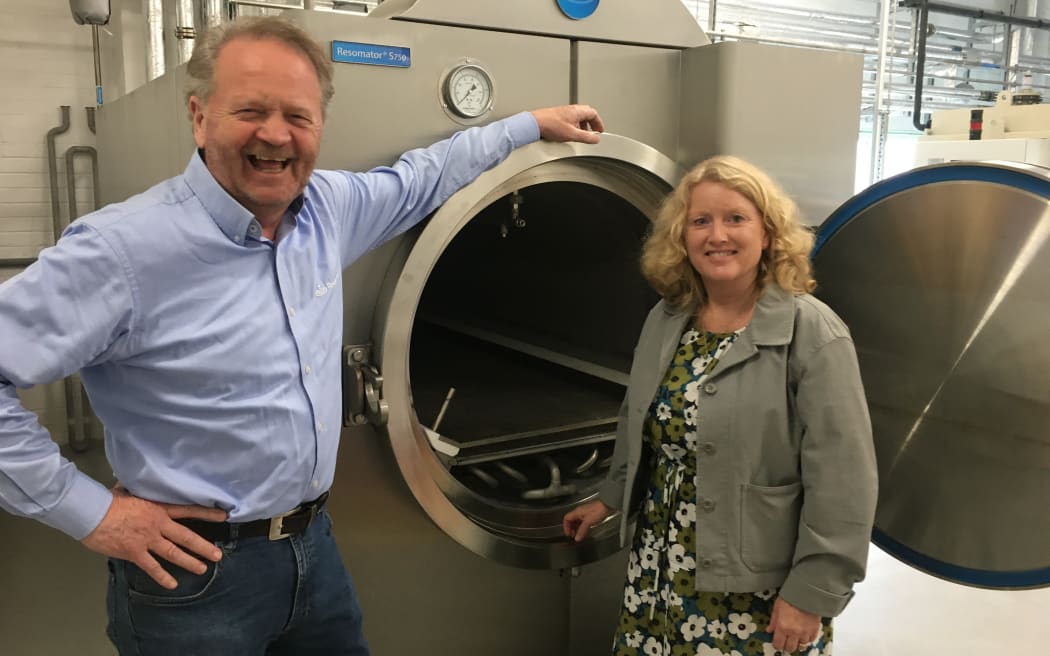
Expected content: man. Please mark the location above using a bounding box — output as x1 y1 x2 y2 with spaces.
0 16 603 656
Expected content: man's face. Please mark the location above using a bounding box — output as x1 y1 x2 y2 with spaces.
189 37 324 225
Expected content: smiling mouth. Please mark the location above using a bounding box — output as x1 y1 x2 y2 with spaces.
247 154 290 172
706 250 737 257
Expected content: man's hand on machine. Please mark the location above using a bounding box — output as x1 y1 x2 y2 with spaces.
531 104 604 144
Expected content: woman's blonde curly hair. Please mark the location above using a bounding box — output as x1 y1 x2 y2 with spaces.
641 155 815 309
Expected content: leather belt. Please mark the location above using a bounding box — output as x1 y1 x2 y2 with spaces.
180 491 329 542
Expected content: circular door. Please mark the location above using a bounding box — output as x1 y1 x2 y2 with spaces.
813 161 1050 588
372 135 681 569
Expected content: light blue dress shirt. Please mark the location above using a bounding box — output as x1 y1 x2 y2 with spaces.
0 112 539 540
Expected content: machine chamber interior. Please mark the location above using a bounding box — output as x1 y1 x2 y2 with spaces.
412 182 655 510
370 138 680 568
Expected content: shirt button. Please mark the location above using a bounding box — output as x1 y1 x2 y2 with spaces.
312 480 319 489
248 224 260 235
317 422 325 432
288 307 296 317
702 442 716 455
704 383 717 395
702 499 716 512
701 558 713 569
304 365 312 375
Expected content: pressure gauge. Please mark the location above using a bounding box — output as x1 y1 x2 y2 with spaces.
442 64 494 119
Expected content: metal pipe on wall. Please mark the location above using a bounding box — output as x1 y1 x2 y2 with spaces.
62 144 101 454
91 24 103 105
45 107 71 245
870 0 894 184
197 0 226 33
146 0 165 81
64 147 101 222
912 2 932 132
175 0 197 64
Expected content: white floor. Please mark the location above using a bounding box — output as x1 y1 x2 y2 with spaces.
836 546 1050 654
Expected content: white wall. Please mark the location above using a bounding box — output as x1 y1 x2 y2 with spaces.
0 0 100 440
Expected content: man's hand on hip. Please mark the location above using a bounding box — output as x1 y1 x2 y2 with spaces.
81 486 227 589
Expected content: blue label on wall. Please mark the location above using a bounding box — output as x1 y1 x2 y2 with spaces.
331 41 410 68
556 0 599 20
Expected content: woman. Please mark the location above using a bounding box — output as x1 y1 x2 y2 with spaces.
564 156 877 656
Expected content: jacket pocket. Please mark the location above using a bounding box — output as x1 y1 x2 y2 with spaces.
740 481 802 572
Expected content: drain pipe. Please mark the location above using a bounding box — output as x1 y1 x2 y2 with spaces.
62 144 101 454
46 106 71 245
64 147 101 224
911 1 932 132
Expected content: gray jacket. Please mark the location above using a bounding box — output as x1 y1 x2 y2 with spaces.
597 284 877 617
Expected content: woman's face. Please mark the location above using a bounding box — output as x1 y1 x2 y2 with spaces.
684 180 770 293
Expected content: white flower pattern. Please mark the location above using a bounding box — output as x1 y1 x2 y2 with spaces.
727 612 757 640
681 614 707 641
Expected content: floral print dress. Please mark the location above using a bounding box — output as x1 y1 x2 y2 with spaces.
611 323 833 656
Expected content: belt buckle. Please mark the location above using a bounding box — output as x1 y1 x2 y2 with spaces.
268 507 299 541
267 502 320 541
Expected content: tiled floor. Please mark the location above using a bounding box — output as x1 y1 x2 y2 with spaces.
2 441 1047 655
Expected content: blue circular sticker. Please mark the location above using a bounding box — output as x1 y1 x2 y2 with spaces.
556 0 599 20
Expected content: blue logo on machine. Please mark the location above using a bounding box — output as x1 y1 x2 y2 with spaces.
556 0 599 20
331 40 411 68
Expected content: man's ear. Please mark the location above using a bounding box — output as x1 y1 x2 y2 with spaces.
188 96 206 149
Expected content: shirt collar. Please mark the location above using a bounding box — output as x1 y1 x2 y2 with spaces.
182 150 305 245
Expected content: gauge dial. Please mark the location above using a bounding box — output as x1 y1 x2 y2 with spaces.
443 65 494 119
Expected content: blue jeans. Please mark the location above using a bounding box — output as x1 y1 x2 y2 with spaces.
106 509 369 656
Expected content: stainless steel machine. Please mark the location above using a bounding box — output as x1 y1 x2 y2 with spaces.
94 2 863 653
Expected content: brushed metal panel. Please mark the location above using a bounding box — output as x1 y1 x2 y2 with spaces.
814 163 1050 587
289 11 570 173
679 41 863 226
333 425 574 655
370 0 708 49
96 67 193 205
576 41 681 159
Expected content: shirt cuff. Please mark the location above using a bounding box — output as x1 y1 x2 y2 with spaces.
505 111 541 148
39 473 113 540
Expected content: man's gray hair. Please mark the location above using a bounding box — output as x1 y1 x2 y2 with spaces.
185 16 335 118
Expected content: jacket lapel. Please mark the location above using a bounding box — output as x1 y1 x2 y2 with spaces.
706 284 796 381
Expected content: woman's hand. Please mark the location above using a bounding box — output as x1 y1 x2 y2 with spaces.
767 596 822 653
562 499 612 542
